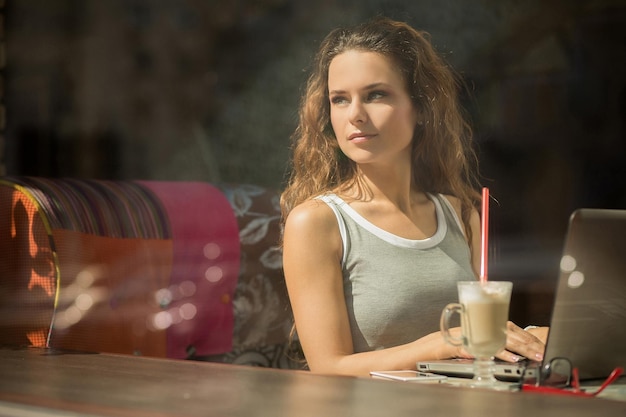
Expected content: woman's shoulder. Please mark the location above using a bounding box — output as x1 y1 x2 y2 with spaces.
283 197 344 260
437 193 462 217
285 197 339 232
437 193 481 240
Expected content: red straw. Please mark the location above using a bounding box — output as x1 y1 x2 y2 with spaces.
480 187 489 283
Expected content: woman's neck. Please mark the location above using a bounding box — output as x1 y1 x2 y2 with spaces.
341 163 420 213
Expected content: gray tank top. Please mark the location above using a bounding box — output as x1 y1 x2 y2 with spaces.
318 193 476 353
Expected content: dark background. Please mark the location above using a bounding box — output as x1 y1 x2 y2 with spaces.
2 0 625 325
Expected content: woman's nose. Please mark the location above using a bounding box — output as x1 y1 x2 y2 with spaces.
348 100 367 124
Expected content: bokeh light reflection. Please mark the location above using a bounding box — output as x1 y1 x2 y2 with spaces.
153 311 173 330
179 280 196 297
75 293 94 311
203 242 221 260
155 288 173 307
179 303 197 320
55 306 83 329
567 271 585 288
560 255 577 272
205 265 223 283
148 303 198 331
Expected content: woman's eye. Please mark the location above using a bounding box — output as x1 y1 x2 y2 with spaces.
330 96 348 105
367 91 387 101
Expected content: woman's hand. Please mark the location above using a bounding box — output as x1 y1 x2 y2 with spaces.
435 327 474 361
526 326 549 344
496 321 548 363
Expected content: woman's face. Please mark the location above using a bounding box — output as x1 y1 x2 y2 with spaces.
328 50 418 168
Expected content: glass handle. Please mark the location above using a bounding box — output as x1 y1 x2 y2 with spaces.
440 303 464 346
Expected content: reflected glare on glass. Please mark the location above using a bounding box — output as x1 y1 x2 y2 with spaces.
567 271 585 288
560 255 576 272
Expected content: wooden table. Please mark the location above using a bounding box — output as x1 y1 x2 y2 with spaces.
0 347 624 416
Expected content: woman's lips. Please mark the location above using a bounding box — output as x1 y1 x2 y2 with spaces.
348 132 376 142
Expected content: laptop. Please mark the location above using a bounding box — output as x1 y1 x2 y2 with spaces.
417 208 626 384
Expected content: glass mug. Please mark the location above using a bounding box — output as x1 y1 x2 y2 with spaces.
440 281 513 389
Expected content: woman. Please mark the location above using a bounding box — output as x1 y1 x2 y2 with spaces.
280 17 546 377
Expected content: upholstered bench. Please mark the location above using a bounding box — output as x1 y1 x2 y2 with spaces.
0 177 302 369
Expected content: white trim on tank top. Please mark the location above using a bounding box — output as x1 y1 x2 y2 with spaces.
316 193 464 266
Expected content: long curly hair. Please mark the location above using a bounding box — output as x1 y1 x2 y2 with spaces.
281 16 481 238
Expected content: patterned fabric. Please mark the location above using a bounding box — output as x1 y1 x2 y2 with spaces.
208 184 303 369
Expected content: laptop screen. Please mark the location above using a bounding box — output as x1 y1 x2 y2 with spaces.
543 208 626 380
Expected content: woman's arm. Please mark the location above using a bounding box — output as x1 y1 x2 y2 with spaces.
282 199 467 377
